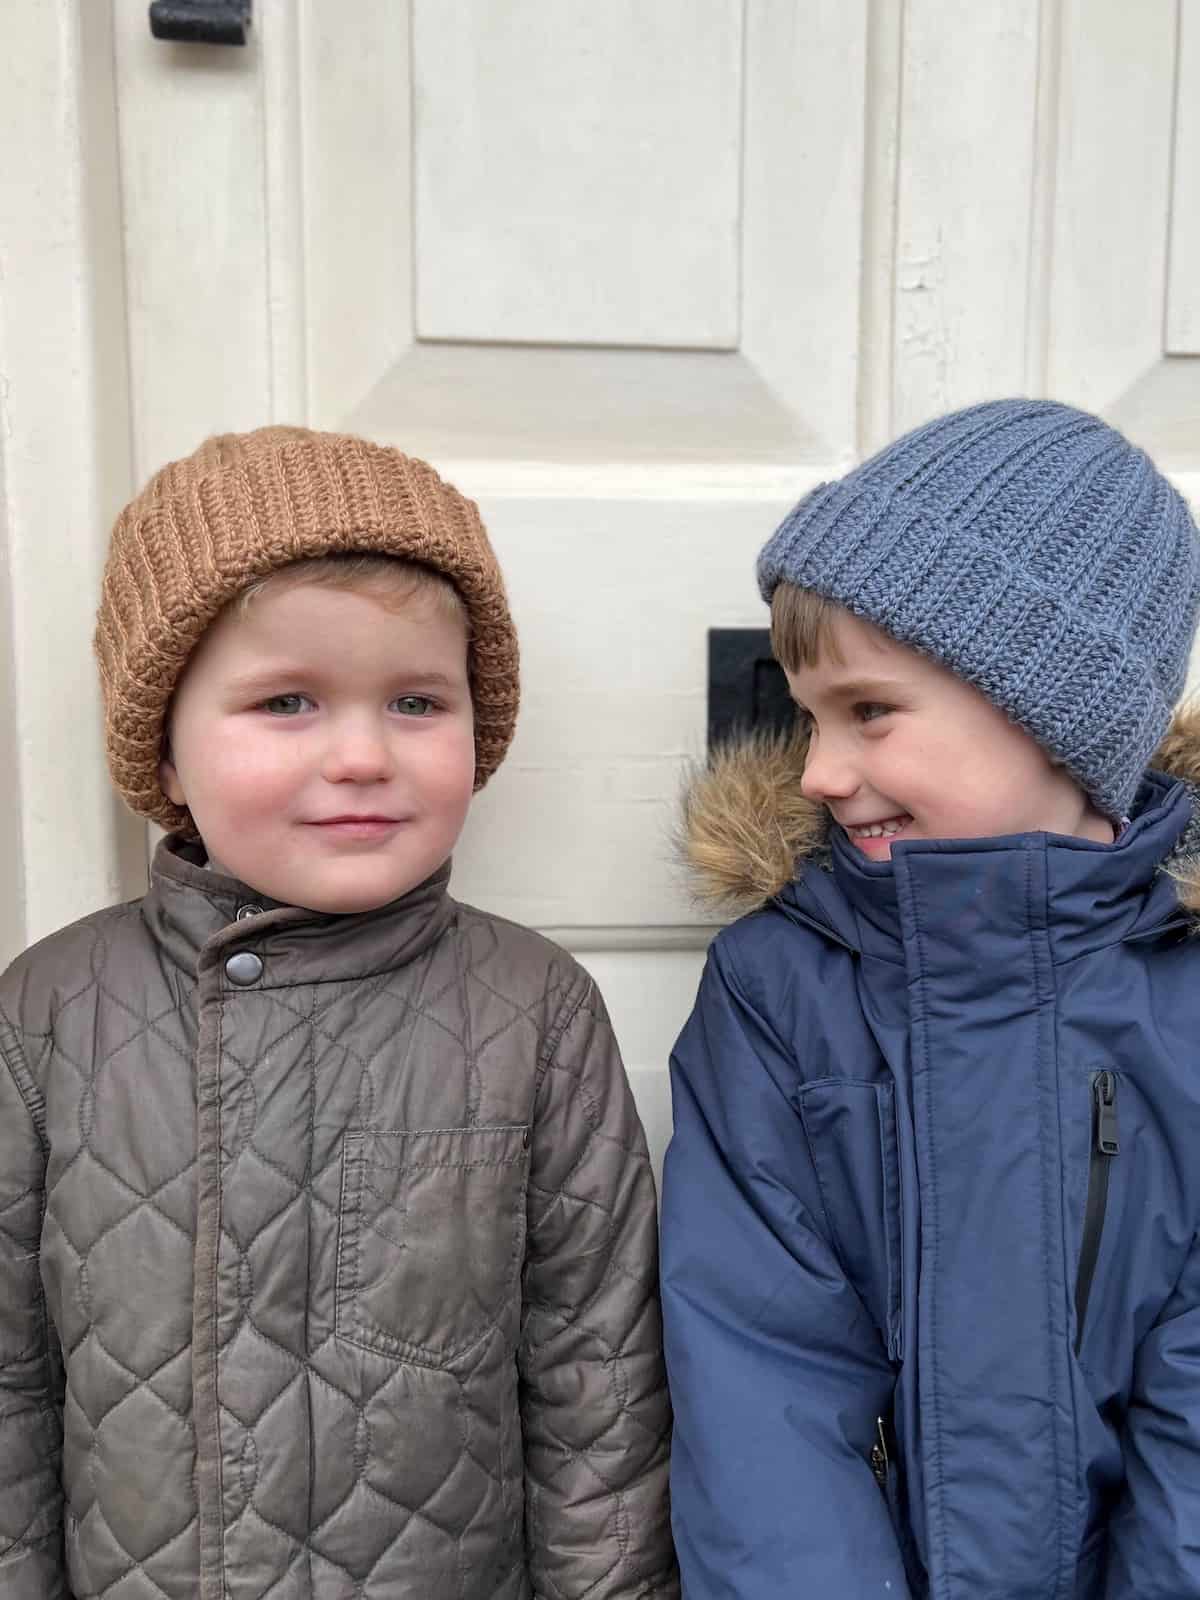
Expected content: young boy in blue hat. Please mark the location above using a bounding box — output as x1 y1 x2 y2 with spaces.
661 399 1200 1597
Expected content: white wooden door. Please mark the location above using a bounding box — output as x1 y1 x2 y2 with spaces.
2 0 1198 1178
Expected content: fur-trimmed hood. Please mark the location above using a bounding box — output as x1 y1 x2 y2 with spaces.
680 701 1200 920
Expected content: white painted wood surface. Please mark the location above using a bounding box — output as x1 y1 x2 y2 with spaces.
2 0 1199 1169
295 0 412 430
1045 0 1178 413
113 6 274 475
450 490 800 929
1167 2 1200 354
739 0 868 462
413 0 743 349
891 0 1041 432
0 0 143 964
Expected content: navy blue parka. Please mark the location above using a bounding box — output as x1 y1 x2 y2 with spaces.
662 725 1200 1600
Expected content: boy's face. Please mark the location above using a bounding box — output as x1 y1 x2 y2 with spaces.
786 608 1112 861
160 581 475 913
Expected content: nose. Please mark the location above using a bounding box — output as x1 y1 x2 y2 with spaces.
799 731 860 803
321 714 394 785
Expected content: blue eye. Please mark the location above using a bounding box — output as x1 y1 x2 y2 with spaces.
394 695 434 717
856 702 893 723
260 694 312 716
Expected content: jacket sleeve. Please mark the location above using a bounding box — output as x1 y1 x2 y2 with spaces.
519 971 678 1600
0 1015 65 1598
1104 1231 1200 1598
661 939 910 1598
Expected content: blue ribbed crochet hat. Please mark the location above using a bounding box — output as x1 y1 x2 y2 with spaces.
757 398 1200 820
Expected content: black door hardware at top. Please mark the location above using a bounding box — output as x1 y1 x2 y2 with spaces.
707 629 797 750
149 1 252 45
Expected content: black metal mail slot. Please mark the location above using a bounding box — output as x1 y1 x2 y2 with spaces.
707 628 797 749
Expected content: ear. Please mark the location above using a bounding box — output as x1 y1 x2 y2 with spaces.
159 754 187 807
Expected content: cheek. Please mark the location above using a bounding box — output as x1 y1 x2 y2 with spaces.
177 724 301 818
931 733 1050 825
884 728 959 789
888 731 991 819
429 725 478 807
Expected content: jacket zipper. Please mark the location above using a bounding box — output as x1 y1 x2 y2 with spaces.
869 1415 890 1488
1074 1071 1119 1355
870 1415 921 1586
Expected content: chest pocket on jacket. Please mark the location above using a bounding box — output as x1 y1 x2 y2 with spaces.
795 1080 903 1362
336 1124 530 1366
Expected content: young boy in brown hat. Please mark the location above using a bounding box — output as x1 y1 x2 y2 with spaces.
0 427 677 1600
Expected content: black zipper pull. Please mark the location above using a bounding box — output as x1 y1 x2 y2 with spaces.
869 1416 889 1486
1074 1071 1120 1355
1094 1071 1120 1156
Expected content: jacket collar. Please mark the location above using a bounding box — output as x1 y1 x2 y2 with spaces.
142 836 456 984
790 771 1194 964
681 701 1200 936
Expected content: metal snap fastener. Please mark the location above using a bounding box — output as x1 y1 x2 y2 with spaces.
236 904 264 922
225 951 263 986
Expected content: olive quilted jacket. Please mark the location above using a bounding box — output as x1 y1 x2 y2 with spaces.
0 838 676 1599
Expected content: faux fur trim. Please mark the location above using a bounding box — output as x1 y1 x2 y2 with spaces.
681 699 1200 919
678 728 825 916
1157 700 1200 916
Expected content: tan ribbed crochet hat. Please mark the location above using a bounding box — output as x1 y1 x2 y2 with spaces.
95 426 519 832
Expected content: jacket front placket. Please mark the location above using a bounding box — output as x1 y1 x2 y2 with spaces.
189 904 314 1600
892 839 1077 1600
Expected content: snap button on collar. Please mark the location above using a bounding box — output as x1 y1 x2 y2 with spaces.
225 950 264 986
236 903 264 921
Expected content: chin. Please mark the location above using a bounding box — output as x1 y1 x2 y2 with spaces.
294 885 414 915
291 866 438 916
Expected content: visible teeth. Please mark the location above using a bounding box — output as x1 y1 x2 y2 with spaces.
851 817 907 838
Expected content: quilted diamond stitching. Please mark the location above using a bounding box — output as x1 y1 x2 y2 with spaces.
2 885 674 1597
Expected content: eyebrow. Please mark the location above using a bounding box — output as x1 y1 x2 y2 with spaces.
226 666 464 694
390 670 461 689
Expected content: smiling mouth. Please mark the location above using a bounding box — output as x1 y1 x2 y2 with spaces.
843 814 912 841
